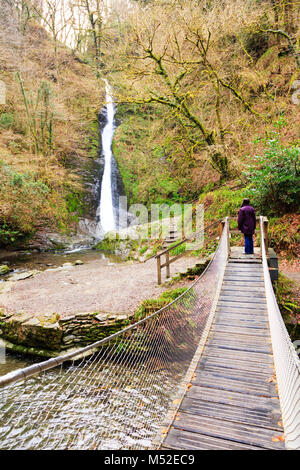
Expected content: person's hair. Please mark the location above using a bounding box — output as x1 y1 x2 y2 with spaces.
241 198 250 207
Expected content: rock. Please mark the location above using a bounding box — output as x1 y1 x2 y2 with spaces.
9 270 39 281
117 314 128 321
63 335 76 344
0 265 10 275
95 313 108 322
74 260 84 265
62 262 73 268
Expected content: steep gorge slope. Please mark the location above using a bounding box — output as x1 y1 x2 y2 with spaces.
0 15 104 247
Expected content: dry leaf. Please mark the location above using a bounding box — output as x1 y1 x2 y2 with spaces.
272 435 285 442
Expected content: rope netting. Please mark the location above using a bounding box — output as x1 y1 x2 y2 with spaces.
0 224 228 450
260 217 300 450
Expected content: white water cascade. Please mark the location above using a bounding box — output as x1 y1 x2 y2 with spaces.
96 79 117 236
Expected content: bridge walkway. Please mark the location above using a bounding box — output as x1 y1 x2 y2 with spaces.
161 253 286 450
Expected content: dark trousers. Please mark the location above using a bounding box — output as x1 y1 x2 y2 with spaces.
244 235 254 254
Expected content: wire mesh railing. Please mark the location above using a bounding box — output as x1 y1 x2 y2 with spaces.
260 216 300 450
0 222 229 450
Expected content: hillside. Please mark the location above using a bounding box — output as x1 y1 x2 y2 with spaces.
0 13 104 247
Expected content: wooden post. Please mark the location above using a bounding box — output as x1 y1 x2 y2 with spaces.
263 217 269 253
166 251 170 278
226 217 230 255
157 255 162 285
218 221 224 240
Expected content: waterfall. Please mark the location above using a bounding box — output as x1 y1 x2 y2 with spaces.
96 80 116 236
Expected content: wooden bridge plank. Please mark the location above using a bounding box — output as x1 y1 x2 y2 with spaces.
220 290 266 298
199 349 273 366
170 412 284 450
212 324 269 337
192 372 274 397
183 385 280 415
215 316 268 325
217 300 267 310
215 305 267 314
225 268 263 273
223 281 265 288
209 329 270 341
221 285 266 293
224 272 263 278
219 295 266 304
198 357 273 375
179 397 282 431
215 306 267 315
197 362 273 381
162 429 264 450
214 320 269 331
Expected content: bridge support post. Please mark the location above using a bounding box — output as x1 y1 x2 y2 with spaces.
263 217 269 252
268 248 279 282
157 255 162 285
166 252 170 278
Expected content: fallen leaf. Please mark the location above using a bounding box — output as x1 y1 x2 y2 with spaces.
272 435 285 442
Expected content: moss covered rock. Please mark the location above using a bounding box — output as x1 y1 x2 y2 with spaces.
0 265 10 275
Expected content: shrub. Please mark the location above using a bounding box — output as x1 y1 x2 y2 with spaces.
245 133 300 216
0 113 14 129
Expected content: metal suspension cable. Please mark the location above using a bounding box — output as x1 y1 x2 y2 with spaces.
0 223 228 450
260 216 300 450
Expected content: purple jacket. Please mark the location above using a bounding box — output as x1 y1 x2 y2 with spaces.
238 205 256 235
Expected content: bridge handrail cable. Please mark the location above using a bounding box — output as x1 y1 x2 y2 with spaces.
0 221 226 389
260 216 300 450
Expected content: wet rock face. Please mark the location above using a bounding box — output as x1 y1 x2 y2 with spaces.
0 310 133 357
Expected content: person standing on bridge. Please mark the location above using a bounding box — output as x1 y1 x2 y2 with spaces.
238 198 256 255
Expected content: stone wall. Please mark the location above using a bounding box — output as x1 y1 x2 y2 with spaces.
0 310 134 357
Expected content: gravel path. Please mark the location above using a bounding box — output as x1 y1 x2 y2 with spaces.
0 255 200 318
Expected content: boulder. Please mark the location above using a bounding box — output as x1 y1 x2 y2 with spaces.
0 265 10 275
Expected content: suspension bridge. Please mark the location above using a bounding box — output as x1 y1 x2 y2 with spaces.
0 217 299 450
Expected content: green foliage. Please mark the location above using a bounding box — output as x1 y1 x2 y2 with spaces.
66 191 84 216
245 133 300 215
170 241 186 256
199 186 248 221
0 224 22 245
0 160 71 244
0 113 14 129
135 287 188 320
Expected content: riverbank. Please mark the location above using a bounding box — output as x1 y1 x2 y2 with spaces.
0 250 204 357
